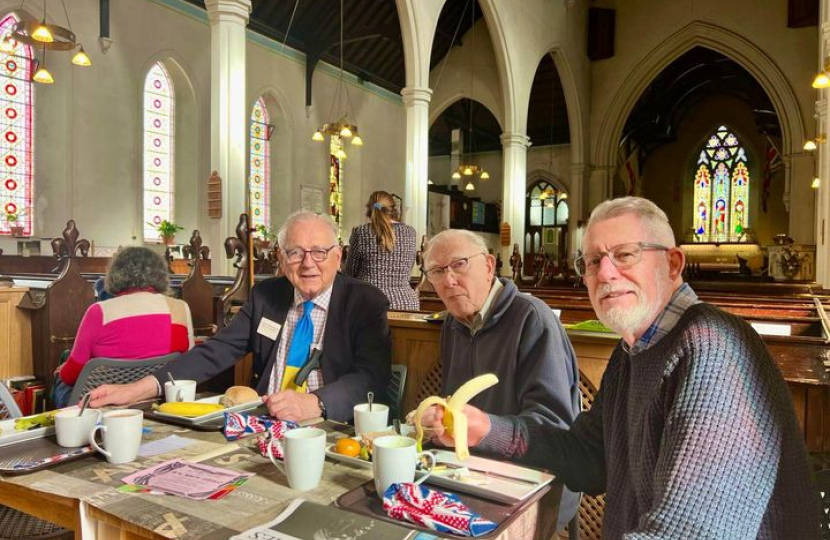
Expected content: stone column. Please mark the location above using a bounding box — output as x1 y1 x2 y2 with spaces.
205 0 251 276
569 162 587 256
500 131 531 267
401 86 432 240
816 98 829 285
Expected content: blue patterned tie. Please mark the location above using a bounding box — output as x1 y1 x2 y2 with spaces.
282 300 314 391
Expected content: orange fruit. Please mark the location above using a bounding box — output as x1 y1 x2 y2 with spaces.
335 438 362 457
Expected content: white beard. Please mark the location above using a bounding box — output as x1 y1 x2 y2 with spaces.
594 269 668 337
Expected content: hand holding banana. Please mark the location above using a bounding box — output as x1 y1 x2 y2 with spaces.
412 373 498 460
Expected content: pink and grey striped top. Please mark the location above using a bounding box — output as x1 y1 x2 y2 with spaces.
59 292 195 386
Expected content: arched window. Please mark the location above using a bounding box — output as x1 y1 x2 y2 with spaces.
0 13 33 236
143 62 175 243
249 97 270 236
692 125 750 243
524 180 569 273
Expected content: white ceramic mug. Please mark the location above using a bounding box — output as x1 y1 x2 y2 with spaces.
89 409 144 464
353 403 389 436
267 427 326 492
55 407 102 447
164 380 197 402
372 435 436 498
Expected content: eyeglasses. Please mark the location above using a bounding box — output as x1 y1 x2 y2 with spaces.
574 242 668 277
423 252 485 283
283 245 339 264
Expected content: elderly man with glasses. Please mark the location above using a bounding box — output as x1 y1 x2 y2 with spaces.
418 228 581 532
89 211 391 423
430 197 821 538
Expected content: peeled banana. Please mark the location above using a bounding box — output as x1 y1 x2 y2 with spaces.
14 410 57 431
413 373 499 460
153 402 225 417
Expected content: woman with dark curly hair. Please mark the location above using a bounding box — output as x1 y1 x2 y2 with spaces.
53 246 194 407
345 191 419 310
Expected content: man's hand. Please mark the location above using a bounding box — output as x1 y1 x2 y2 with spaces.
416 403 491 448
87 376 159 408
263 390 322 422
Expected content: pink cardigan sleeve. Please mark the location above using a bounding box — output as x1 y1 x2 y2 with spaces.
59 303 103 386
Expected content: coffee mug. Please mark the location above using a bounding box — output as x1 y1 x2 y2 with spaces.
353 403 389 436
372 435 436 498
90 409 144 464
55 407 101 447
164 380 197 402
267 427 326 492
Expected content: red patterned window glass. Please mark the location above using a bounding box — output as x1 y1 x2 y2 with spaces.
249 97 270 236
0 14 33 236
143 62 175 242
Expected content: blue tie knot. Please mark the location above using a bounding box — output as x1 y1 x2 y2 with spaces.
302 300 314 317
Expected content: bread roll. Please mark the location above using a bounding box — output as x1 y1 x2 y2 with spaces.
221 386 260 407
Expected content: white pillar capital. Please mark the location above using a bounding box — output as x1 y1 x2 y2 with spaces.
401 86 433 107
500 132 531 149
205 0 251 25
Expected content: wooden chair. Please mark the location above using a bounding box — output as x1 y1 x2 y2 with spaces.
386 364 407 421
66 353 180 404
0 382 73 540
414 358 443 405
574 372 605 540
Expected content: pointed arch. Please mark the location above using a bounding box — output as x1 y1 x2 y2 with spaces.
249 96 270 234
142 62 175 242
0 11 33 236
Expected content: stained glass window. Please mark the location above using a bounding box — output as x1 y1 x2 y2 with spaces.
0 14 33 236
691 125 750 242
249 97 270 237
143 62 175 242
329 135 343 240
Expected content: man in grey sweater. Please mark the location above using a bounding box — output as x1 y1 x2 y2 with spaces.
424 197 821 539
419 229 581 532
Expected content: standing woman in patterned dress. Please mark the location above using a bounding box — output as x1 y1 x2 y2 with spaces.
345 191 420 311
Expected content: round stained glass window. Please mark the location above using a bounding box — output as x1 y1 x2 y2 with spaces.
153 196 161 205
254 208 260 216
153 138 161 147
4 202 16 214
153 99 161 109
253 175 260 183
154 158 161 167
5 155 16 167
254 143 261 151
254 192 260 200
153 215 162 224
5 179 16 190
153 177 161 186
5 108 15 119
5 60 15 72
153 119 161 128
5 84 15 96
5 131 16 143
154 79 162 89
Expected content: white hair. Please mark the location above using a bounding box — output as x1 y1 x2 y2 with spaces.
422 229 488 267
276 211 338 247
587 196 675 247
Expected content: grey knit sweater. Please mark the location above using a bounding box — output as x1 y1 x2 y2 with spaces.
487 303 821 539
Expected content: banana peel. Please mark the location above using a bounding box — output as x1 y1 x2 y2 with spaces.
14 410 58 431
413 373 498 460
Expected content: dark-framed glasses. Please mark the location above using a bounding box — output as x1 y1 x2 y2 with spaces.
423 252 485 283
283 245 339 264
574 242 668 277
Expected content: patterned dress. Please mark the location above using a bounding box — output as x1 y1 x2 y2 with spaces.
345 222 419 311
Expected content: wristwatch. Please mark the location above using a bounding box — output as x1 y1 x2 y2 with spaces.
315 394 328 420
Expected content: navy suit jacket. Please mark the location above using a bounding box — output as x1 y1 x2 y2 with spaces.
158 273 392 421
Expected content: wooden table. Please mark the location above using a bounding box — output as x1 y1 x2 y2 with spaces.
0 418 558 539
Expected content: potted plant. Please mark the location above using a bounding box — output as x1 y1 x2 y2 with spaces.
154 219 185 245
3 208 27 237
254 224 276 249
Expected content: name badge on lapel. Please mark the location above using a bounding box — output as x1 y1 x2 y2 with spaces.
256 317 281 341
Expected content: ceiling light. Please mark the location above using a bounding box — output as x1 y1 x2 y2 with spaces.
31 21 53 43
71 46 91 67
427 178 434 185
339 125 352 138
351 134 363 146
814 57 830 88
480 171 489 180
33 64 53 84
463 166 473 176
813 177 821 188
464 180 475 191
804 140 818 151
452 171 461 180
312 130 325 142
335 148 347 160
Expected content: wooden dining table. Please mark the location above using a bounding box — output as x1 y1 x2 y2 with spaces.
0 416 562 540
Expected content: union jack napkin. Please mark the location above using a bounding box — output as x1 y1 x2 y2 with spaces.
222 412 298 459
382 482 497 537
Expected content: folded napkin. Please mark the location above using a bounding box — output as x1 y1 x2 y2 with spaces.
223 412 298 459
383 482 497 537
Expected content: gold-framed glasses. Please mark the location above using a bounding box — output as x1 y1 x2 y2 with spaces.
283 245 339 264
423 252 485 283
574 242 668 277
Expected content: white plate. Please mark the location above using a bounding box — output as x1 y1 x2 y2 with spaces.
325 425 414 469
423 450 554 504
0 416 55 448
152 395 262 423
